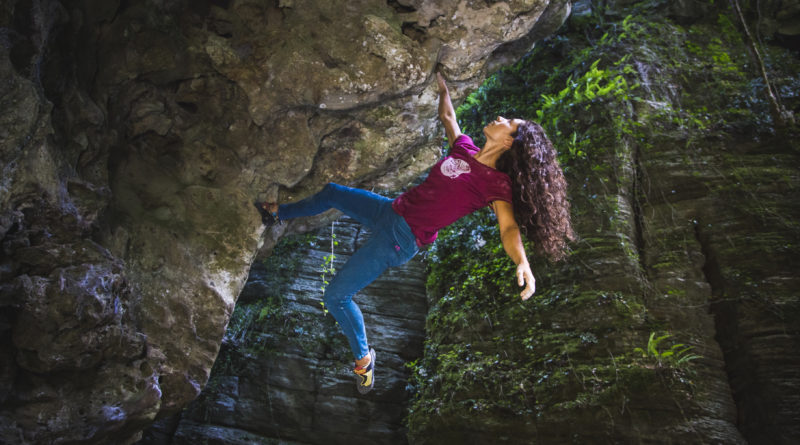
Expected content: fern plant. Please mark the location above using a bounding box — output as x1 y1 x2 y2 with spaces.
633 332 702 368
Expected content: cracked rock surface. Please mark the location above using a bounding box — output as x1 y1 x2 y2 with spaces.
0 1 569 443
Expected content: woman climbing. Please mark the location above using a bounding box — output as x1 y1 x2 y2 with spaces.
256 73 575 394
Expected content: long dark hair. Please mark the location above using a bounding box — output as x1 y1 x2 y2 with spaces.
496 121 575 261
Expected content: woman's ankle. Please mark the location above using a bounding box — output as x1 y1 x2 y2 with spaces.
262 202 278 214
355 353 371 368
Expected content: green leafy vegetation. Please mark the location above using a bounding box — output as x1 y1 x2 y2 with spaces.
457 14 648 168
632 332 702 368
407 1 799 441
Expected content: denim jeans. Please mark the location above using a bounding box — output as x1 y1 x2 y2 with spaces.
278 183 419 360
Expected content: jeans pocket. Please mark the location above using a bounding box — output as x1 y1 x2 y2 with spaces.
387 216 418 267
388 244 417 268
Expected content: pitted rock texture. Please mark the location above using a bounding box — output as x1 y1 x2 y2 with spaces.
0 0 569 443
140 215 428 444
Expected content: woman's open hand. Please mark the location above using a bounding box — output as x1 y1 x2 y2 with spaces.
516 262 536 300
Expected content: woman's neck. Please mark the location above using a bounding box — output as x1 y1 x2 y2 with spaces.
474 141 506 169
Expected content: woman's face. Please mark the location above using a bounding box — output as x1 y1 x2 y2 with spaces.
484 116 523 148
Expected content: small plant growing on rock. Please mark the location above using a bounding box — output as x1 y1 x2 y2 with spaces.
633 332 701 368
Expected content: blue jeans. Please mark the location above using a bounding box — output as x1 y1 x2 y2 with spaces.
279 183 419 360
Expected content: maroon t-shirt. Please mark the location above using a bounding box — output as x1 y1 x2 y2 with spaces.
392 134 513 246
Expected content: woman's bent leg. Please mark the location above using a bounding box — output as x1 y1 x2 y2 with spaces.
322 233 395 360
278 183 390 229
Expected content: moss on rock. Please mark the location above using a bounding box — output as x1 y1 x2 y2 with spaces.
408 1 799 443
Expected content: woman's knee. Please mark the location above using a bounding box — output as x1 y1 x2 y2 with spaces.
322 182 340 194
318 182 339 202
322 285 349 308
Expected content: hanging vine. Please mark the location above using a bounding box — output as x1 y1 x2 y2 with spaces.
319 220 338 315
729 0 795 126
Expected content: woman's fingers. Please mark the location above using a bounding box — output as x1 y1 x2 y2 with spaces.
436 72 447 91
521 282 535 300
516 264 536 300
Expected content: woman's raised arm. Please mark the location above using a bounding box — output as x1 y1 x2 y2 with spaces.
436 72 462 146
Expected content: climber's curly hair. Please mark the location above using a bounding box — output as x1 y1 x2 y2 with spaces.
496 120 575 262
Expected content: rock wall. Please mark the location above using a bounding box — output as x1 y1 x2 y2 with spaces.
0 0 570 443
406 1 799 443
140 215 428 444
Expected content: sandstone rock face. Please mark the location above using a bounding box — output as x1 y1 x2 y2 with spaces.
0 0 569 443
140 216 428 444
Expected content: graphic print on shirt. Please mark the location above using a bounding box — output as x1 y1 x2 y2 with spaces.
440 157 471 179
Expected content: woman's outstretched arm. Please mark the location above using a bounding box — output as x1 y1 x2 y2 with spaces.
493 200 536 300
436 72 462 145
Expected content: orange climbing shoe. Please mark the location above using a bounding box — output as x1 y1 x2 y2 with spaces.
354 347 376 394
254 201 280 227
